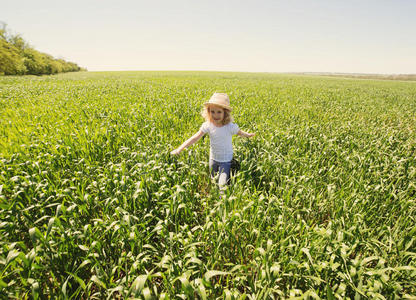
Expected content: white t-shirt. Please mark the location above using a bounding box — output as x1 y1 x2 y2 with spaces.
200 121 240 162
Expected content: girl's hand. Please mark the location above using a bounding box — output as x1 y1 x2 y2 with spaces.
170 149 181 155
238 130 255 138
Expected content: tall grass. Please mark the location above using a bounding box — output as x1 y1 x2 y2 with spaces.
1 71 415 298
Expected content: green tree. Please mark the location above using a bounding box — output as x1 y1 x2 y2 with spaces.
22 48 48 75
9 34 28 53
0 38 26 75
0 22 85 75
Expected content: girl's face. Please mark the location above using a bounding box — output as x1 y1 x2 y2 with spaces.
209 105 225 125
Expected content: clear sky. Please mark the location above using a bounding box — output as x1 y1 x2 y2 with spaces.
3 0 416 74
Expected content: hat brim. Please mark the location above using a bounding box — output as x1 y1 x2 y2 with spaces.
203 102 232 111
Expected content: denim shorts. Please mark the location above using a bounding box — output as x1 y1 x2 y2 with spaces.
209 159 231 187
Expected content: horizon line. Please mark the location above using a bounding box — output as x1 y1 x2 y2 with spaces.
82 70 416 76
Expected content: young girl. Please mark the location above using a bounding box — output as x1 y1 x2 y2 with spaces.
171 93 255 188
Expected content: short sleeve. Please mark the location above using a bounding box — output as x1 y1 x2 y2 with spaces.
230 123 240 135
200 121 210 133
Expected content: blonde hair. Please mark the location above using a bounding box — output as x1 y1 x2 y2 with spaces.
201 104 233 125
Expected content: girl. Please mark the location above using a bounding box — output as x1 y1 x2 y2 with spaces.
171 93 255 188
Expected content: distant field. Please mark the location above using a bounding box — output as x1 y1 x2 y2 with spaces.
1 71 415 299
301 72 416 81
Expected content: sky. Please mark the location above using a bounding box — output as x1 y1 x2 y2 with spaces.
3 0 416 74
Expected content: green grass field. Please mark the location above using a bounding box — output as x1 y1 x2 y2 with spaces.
1 71 415 299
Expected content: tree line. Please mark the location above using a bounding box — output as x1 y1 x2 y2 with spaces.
0 23 86 76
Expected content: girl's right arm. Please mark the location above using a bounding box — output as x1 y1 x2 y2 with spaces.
171 130 205 155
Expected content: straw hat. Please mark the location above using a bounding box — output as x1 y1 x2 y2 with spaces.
204 93 232 111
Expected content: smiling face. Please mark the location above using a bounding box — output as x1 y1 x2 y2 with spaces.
208 105 225 126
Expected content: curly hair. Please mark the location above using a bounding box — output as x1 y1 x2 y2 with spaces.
201 105 233 125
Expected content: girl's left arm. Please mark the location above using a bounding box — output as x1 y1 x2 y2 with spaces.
237 130 255 138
